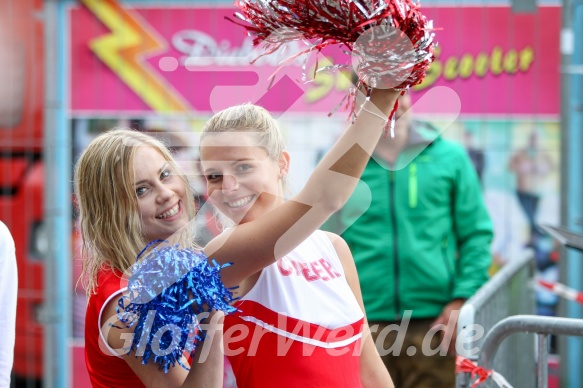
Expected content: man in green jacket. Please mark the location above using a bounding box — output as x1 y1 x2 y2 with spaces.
323 93 493 387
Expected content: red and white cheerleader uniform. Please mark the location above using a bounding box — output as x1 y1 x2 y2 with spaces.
224 230 365 388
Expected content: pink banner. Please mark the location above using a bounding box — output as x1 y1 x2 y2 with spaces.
416 6 560 116
69 3 560 116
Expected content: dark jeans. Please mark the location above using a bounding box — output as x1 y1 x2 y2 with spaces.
370 319 456 388
516 190 540 236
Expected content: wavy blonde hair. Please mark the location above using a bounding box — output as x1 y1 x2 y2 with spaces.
74 129 196 295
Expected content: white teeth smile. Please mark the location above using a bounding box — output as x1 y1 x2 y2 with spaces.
156 203 179 219
226 196 254 208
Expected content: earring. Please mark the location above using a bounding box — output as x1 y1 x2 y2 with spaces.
281 175 287 181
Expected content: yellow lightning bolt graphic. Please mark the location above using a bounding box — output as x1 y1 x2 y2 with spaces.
82 0 190 113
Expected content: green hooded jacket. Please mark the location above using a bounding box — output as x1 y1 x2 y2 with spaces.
323 122 493 321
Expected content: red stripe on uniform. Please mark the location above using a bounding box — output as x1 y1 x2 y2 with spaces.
233 299 363 344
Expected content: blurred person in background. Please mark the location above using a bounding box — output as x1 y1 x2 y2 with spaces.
508 128 554 240
323 91 493 388
0 221 17 388
508 128 556 270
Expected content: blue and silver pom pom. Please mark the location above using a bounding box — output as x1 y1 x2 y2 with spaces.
115 242 236 372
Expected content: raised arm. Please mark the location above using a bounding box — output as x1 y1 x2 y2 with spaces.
205 88 401 287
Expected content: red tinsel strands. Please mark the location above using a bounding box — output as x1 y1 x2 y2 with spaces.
351 21 434 90
455 356 514 388
231 0 436 87
230 0 436 137
456 356 492 387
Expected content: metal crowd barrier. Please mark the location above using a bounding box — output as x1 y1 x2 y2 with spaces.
456 250 537 388
479 315 583 388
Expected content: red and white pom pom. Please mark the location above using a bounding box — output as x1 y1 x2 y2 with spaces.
231 0 436 90
230 0 436 136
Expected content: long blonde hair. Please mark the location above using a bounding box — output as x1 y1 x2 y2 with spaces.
74 129 196 295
